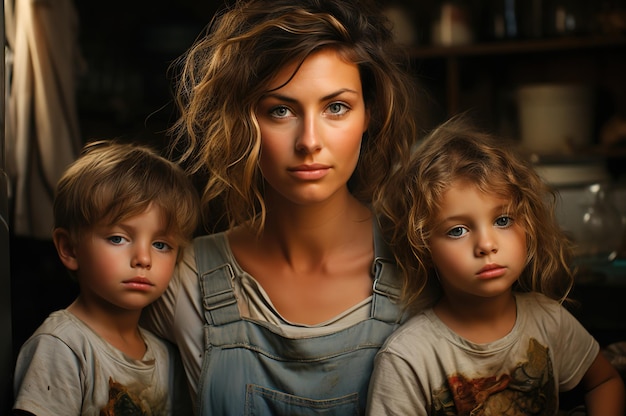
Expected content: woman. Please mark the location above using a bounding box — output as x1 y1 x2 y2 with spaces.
143 0 424 414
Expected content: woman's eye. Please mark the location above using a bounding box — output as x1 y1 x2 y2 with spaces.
446 226 467 238
326 102 349 116
270 106 292 118
495 216 513 228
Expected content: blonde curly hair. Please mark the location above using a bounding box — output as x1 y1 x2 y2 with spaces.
375 117 574 313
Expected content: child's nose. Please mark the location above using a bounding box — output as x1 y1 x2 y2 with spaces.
132 246 151 269
475 231 498 256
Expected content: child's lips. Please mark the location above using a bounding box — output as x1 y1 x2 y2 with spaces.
476 264 506 279
122 277 154 289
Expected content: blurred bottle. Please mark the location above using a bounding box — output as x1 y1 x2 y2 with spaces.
432 0 474 46
489 0 545 40
578 183 625 262
544 0 592 36
491 0 519 39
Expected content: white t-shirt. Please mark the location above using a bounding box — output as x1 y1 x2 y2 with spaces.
366 292 599 415
13 309 192 415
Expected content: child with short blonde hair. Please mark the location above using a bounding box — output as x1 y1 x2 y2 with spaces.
13 140 199 415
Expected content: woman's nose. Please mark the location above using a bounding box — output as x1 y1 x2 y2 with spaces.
295 115 322 154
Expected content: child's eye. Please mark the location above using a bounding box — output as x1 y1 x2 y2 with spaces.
446 226 467 238
107 236 126 245
495 216 513 228
153 241 172 251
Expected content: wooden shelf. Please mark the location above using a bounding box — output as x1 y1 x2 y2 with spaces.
408 35 626 59
408 35 626 117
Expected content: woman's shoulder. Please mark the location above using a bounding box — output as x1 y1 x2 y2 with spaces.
191 230 236 272
193 230 229 249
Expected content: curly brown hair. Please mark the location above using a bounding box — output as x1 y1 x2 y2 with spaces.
375 116 574 313
168 0 421 232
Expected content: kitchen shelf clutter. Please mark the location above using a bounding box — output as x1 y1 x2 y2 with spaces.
409 34 626 124
380 1 626 168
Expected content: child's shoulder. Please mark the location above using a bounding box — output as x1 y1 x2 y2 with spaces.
28 308 82 337
514 292 572 329
19 309 97 356
380 309 440 351
514 291 562 310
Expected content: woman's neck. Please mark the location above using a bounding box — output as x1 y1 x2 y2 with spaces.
226 190 375 324
260 190 371 258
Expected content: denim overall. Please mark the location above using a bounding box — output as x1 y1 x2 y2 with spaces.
195 226 403 415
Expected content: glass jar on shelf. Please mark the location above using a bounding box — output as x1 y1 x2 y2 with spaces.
575 182 625 264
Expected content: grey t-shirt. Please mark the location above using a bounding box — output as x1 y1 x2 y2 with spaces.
13 309 191 415
366 292 599 415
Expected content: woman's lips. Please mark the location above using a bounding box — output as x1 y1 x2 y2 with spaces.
288 164 330 180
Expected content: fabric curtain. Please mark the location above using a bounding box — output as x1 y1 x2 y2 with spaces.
4 0 83 239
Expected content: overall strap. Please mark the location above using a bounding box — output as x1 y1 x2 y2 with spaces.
371 219 403 323
194 226 402 326
194 235 241 326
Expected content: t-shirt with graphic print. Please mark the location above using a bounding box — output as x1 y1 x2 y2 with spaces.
366 292 599 416
13 309 192 415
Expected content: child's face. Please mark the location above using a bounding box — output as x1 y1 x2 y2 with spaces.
70 204 179 312
428 180 527 302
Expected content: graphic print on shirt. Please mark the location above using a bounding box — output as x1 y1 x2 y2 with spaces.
100 377 147 415
431 338 557 415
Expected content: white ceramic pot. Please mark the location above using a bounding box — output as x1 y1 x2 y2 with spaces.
517 84 594 155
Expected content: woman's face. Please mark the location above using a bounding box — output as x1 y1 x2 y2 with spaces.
255 48 369 206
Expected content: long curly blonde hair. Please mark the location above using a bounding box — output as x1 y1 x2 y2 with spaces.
375 117 574 313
